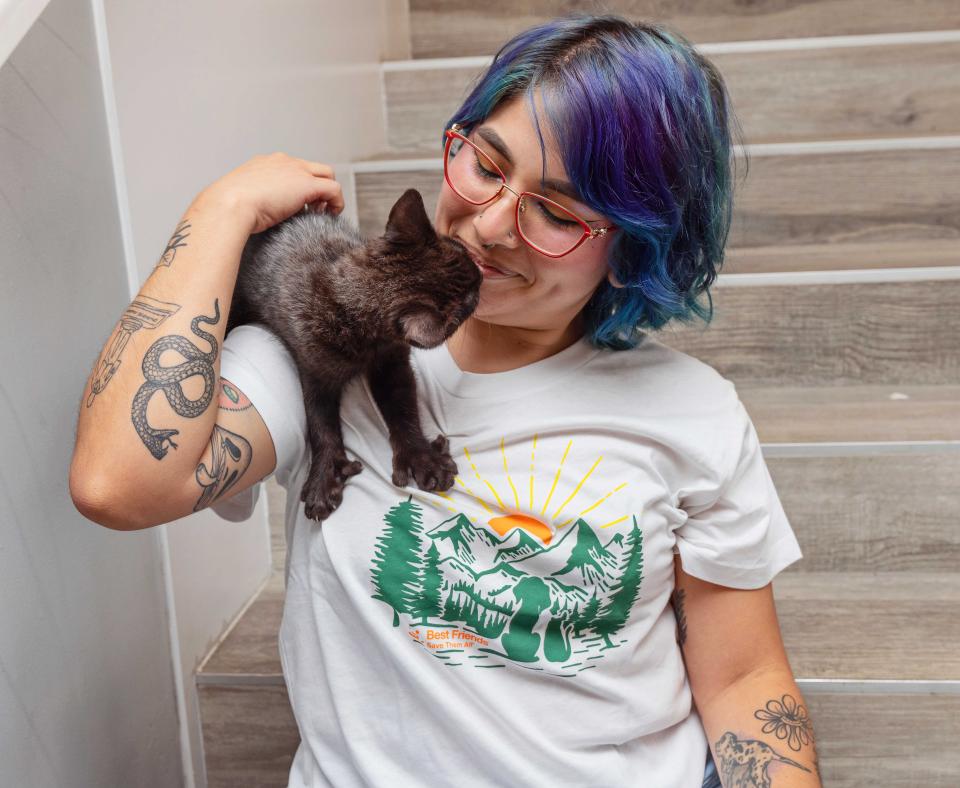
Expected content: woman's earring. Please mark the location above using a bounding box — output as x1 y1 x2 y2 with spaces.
607 269 626 288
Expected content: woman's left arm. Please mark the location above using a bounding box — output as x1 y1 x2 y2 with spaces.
673 554 823 787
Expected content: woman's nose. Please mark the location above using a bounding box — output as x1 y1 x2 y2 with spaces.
473 189 520 249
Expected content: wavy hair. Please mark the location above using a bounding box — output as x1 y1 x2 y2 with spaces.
441 14 748 350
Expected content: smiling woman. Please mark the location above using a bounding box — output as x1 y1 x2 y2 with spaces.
72 10 817 788
435 14 748 357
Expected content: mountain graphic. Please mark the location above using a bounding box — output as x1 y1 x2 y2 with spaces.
494 529 543 563
427 513 621 616
438 555 526 610
508 518 619 589
427 513 510 567
604 532 624 551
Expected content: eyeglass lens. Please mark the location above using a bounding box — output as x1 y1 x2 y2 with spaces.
446 135 587 256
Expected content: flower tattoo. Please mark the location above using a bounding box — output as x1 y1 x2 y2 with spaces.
754 693 814 752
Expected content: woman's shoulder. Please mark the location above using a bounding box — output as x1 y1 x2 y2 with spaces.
591 332 735 399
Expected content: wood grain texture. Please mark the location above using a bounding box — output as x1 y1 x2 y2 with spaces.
354 145 960 272
385 41 960 151
199 684 299 788
655 280 960 387
791 691 960 786
739 385 960 443
409 0 960 58
768 453 960 573
774 571 960 679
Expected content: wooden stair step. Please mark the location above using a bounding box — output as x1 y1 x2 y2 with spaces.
741 385 960 443
383 39 960 151
775 570 960 679
407 1 960 59
654 279 960 389
198 682 297 788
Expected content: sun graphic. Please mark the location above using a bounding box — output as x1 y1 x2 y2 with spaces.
409 434 633 545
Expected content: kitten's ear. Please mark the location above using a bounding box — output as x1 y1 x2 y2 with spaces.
383 188 436 245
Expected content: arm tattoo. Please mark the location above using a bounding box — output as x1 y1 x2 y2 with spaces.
156 220 191 268
671 588 687 648
85 296 180 408
714 730 813 786
194 424 252 510
755 693 815 752
131 299 220 459
219 379 253 412
192 380 254 509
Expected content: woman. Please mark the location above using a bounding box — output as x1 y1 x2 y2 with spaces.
72 14 820 788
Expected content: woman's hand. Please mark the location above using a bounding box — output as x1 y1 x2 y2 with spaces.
195 152 346 235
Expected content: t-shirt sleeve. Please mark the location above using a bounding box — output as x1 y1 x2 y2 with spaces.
208 324 307 522
672 395 803 589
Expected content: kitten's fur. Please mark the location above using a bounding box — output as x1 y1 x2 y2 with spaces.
226 188 482 522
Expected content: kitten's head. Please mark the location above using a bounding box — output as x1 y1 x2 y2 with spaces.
371 189 482 349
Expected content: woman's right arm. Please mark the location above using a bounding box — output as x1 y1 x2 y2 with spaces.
69 152 343 530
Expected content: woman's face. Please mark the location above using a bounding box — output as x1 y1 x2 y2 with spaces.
433 96 620 335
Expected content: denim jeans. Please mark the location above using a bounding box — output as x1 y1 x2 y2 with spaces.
701 748 722 788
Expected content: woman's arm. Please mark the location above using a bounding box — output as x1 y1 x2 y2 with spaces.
69 193 254 524
69 153 343 528
673 555 823 786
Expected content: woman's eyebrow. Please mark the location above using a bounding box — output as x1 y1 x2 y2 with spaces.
475 126 582 202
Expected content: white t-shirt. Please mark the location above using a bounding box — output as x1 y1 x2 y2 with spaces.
213 323 803 788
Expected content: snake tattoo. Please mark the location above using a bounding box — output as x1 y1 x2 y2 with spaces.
131 299 221 460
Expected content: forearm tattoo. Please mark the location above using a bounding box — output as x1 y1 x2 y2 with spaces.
755 693 815 752
671 588 687 647
714 730 815 786
131 299 220 459
714 693 820 785
156 220 191 268
85 296 180 407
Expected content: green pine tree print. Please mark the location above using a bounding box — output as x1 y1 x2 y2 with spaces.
370 496 427 626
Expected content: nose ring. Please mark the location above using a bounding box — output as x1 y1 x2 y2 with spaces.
477 211 515 239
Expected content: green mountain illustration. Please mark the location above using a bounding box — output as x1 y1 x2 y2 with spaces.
427 513 511 567
437 555 527 610
371 498 646 668
507 518 619 589
429 516 619 615
603 532 624 551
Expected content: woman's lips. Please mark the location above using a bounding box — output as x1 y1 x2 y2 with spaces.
461 242 520 278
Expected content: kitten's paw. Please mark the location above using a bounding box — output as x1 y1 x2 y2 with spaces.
392 433 458 492
301 453 364 522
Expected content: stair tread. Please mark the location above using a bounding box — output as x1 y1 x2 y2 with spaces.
407 1 960 59
383 41 960 151
198 570 960 681
737 384 960 443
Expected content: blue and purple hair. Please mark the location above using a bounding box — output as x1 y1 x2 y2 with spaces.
441 14 747 351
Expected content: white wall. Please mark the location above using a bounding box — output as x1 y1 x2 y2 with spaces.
2 0 397 786
101 1 393 786
0 0 182 785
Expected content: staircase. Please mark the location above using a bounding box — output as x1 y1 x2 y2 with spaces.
197 3 960 786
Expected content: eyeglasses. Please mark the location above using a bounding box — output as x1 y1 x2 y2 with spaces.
443 123 617 258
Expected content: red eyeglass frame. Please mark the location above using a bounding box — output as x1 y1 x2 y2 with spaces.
443 123 617 259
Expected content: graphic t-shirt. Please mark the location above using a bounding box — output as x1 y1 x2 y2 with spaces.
212 324 803 788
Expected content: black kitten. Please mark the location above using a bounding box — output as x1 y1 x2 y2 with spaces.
226 188 482 522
